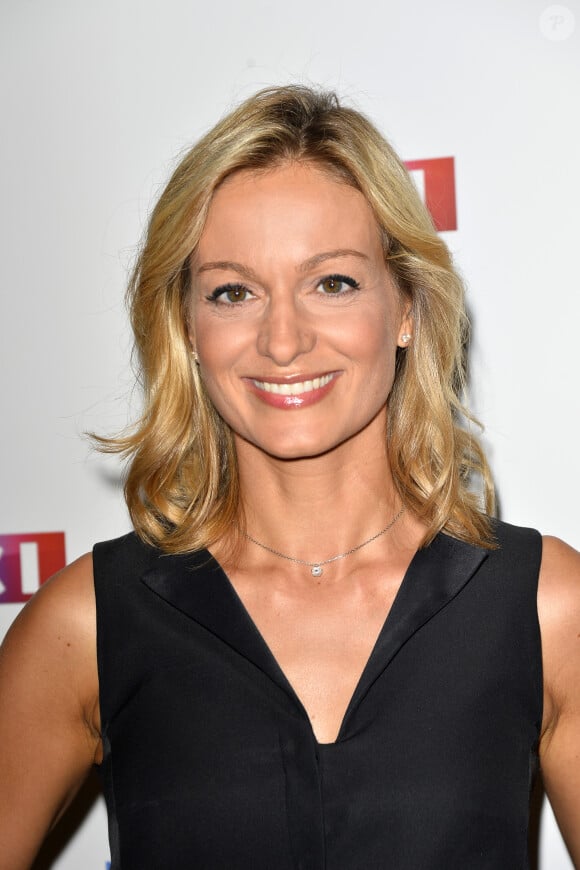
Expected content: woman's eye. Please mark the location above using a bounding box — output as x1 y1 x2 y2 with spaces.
318 274 360 295
206 284 253 304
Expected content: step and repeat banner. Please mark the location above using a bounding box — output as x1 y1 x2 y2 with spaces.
1 1 578 867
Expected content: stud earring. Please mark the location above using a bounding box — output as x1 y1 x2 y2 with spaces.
191 349 199 364
400 333 412 344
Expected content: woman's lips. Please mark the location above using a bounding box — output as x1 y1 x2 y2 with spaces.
245 372 341 408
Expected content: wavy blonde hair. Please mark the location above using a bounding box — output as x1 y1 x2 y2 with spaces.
99 85 495 552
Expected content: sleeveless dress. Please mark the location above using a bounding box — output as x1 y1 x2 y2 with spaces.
93 519 543 869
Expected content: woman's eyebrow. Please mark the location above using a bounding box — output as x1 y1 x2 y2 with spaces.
196 261 259 281
298 249 369 272
196 250 369 280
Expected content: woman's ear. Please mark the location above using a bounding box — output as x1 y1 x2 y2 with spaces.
185 299 197 356
187 334 199 364
397 304 413 348
185 321 199 364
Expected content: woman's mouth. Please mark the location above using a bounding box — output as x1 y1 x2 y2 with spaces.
246 372 340 408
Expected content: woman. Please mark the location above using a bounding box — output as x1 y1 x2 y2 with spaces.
0 86 579 869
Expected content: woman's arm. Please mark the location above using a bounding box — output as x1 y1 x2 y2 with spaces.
538 535 580 866
0 553 101 870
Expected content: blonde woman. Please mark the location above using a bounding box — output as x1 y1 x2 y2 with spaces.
1 86 579 869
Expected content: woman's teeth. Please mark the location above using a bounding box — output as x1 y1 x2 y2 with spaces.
252 374 334 396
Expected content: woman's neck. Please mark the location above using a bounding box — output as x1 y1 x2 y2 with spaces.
234 432 402 562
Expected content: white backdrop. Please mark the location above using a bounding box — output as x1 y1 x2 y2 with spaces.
1 1 578 867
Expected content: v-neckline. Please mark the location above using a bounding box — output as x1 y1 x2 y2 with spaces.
141 532 488 747
206 546 421 746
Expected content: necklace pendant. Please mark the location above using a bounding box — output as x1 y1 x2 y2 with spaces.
311 565 323 577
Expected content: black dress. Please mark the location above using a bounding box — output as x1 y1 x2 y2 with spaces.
93 519 542 869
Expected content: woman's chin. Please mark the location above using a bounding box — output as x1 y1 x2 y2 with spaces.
233 425 366 464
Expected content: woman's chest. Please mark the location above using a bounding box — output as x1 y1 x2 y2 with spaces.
228 578 401 744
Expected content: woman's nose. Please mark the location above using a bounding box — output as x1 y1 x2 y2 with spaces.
256 294 316 366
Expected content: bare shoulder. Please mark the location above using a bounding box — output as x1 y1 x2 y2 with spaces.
539 534 580 587
14 548 95 610
1 550 100 747
538 535 580 709
0 551 100 738
538 536 580 659
2 552 97 676
537 536 580 863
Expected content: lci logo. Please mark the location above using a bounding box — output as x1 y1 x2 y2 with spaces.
0 533 66 603
404 157 457 232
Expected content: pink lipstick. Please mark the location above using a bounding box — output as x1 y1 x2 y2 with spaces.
245 372 341 409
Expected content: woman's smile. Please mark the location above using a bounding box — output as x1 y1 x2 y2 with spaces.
246 371 341 407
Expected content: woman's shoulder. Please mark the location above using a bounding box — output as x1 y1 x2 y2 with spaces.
2 531 153 652
4 550 97 647
537 534 580 742
540 534 580 577
0 551 99 706
537 535 580 647
537 536 580 858
538 535 580 638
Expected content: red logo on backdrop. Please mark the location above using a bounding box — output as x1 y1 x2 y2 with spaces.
404 157 457 232
0 533 66 603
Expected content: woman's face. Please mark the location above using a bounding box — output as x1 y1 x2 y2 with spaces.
188 161 411 461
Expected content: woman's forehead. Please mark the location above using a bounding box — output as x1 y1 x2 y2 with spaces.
197 162 384 261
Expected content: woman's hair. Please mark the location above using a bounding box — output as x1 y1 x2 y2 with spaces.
99 85 496 552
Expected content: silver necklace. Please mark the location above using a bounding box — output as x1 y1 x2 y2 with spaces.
244 507 405 577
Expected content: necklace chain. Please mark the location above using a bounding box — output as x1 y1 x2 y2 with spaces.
244 507 405 577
